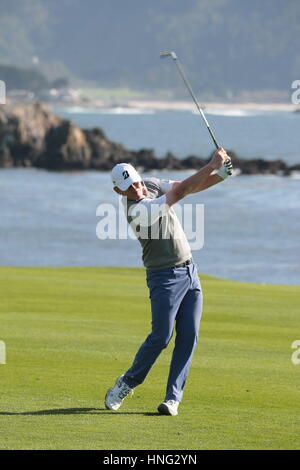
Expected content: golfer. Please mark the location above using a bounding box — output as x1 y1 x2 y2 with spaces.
105 148 232 415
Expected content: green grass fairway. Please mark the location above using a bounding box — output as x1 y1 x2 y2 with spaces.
0 267 299 450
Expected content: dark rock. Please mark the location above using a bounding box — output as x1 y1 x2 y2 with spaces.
288 163 300 171
207 150 288 175
285 163 300 176
181 155 206 169
134 148 159 170
157 152 185 170
0 102 298 176
39 120 92 170
84 127 132 170
234 158 287 175
0 102 60 167
0 146 13 167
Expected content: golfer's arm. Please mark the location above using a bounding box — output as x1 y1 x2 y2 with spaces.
165 165 221 206
188 173 223 192
171 173 223 194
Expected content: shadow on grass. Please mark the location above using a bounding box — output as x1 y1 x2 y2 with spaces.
0 408 160 416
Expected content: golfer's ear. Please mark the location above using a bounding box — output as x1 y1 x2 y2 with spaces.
114 187 122 195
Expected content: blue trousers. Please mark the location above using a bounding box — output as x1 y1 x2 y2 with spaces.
123 262 203 402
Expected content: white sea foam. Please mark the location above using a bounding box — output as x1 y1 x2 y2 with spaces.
203 108 252 117
56 106 155 115
100 107 155 115
194 108 286 117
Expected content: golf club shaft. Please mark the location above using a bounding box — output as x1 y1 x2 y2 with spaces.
171 54 220 150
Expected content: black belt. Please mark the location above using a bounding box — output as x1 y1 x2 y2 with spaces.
175 258 192 268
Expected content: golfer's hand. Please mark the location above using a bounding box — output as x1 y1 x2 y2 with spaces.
210 148 229 169
217 155 233 179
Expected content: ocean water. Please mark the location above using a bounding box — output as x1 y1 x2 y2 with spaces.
0 108 299 284
0 165 299 285
53 106 300 164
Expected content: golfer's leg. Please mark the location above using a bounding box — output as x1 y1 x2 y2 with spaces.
165 271 203 402
123 273 182 389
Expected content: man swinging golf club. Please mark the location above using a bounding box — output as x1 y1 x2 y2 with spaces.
105 149 233 416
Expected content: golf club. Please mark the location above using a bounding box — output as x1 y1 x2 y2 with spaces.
160 51 223 152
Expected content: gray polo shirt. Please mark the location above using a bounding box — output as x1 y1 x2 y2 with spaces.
122 177 192 269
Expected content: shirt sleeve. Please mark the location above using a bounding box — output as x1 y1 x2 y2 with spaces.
158 179 176 194
128 195 170 227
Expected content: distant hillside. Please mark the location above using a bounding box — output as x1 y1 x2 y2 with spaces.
0 0 299 98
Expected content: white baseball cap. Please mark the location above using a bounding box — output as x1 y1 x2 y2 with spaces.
111 163 142 191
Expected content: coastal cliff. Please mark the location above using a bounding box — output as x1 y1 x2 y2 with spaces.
0 102 298 175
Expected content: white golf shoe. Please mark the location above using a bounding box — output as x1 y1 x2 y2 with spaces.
157 400 179 416
105 375 134 411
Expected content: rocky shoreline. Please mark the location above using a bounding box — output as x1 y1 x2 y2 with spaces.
0 102 299 175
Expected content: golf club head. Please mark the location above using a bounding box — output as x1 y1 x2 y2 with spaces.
160 51 178 60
